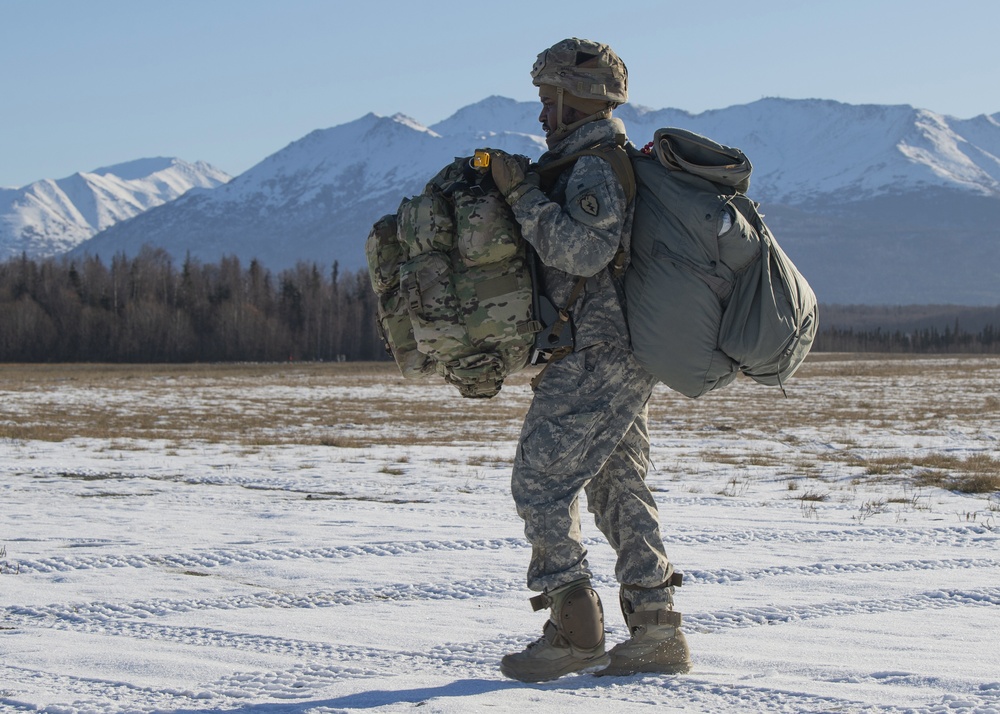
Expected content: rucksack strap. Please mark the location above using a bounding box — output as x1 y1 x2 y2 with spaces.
527 135 636 390
533 134 634 282
529 274 587 391
535 134 636 205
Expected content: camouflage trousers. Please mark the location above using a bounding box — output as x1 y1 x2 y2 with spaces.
511 342 675 608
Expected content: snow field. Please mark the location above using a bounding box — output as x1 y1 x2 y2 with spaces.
1 357 998 713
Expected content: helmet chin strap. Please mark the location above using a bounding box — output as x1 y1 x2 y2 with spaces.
550 87 612 145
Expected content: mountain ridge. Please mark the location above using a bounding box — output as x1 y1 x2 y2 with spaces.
9 95 1000 305
0 158 230 259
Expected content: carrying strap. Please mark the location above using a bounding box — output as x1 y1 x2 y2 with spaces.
535 133 636 205
527 135 636 390
529 344 575 391
535 135 634 282
545 276 587 347
527 246 591 391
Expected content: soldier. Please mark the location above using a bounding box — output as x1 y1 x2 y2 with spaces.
485 38 692 682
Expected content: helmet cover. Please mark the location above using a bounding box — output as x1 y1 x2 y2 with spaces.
531 37 628 106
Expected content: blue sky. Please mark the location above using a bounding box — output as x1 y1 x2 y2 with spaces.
2 0 998 188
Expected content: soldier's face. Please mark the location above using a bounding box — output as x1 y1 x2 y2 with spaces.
538 93 584 148
539 95 560 144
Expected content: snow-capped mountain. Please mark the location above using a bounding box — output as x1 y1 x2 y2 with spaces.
0 158 230 260
72 101 546 274
623 100 1000 201
71 97 1000 304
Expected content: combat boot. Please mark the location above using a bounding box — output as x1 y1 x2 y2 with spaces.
500 579 609 682
597 582 692 677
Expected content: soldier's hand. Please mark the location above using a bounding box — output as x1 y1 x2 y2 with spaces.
487 150 532 202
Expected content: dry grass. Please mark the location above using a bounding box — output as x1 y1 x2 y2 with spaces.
0 361 531 448
912 454 1000 494
2 355 999 498
848 453 1000 494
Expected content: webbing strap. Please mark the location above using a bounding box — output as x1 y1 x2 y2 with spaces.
548 276 587 343
535 134 636 205
529 345 573 391
529 593 550 612
518 319 544 335
526 136 635 390
627 609 682 629
529 275 588 391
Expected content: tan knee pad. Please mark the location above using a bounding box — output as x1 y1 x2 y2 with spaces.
553 582 605 651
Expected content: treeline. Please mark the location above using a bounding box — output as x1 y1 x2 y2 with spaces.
0 249 386 363
2 251 999 362
814 324 1000 353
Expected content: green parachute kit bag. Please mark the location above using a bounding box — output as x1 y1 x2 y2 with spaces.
366 157 537 398
623 128 819 398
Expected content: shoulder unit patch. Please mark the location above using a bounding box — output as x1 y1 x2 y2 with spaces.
580 193 600 216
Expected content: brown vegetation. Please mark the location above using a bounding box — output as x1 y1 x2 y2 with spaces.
3 355 998 497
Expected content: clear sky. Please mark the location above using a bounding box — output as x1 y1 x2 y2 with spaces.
2 0 998 188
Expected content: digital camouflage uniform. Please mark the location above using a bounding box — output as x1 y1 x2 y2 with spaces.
507 116 675 610
493 37 690 682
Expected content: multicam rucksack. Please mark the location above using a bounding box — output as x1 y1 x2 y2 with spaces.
366 157 537 398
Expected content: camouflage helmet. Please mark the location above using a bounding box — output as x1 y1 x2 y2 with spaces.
531 38 628 106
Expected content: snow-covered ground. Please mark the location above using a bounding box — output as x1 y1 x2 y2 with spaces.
1 357 998 713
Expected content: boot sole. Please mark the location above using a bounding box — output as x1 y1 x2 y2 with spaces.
500 653 610 683
594 659 692 677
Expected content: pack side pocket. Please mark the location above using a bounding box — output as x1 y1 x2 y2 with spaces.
651 241 732 300
377 290 434 378
397 190 455 257
401 252 471 361
717 202 761 276
454 257 534 349
453 190 520 267
366 213 402 295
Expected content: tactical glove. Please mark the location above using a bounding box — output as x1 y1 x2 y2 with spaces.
487 150 535 204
